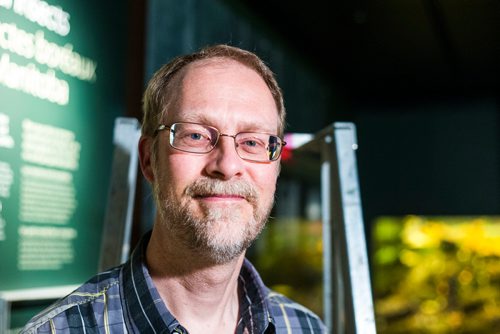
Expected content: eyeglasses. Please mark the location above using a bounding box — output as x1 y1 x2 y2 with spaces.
155 122 286 162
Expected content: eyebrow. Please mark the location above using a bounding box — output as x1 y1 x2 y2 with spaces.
175 113 277 134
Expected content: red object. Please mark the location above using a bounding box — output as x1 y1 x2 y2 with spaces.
281 145 292 162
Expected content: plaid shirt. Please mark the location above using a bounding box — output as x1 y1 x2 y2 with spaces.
21 232 326 333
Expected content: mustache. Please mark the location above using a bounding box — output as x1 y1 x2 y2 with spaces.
184 178 258 202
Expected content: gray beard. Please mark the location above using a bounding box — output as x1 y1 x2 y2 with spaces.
155 177 273 264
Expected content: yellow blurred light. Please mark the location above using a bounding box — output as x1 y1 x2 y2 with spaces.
458 269 474 286
447 311 463 328
399 249 419 267
457 249 471 262
420 299 441 315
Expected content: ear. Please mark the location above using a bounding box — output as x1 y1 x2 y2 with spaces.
138 135 155 183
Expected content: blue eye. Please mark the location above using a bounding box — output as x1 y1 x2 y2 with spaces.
243 140 257 147
190 133 202 140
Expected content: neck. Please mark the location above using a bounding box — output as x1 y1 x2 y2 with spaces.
146 223 246 334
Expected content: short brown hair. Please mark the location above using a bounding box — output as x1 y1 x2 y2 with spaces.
141 44 286 138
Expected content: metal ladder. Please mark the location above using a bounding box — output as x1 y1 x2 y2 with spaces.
297 122 377 333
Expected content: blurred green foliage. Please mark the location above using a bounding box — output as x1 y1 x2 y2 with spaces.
248 218 324 317
373 216 500 333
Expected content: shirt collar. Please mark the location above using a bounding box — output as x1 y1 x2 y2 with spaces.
121 231 183 333
120 231 275 334
237 259 275 333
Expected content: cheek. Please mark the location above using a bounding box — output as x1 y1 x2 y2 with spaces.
251 165 279 196
162 154 204 193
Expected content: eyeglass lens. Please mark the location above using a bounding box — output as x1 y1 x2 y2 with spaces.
169 123 282 161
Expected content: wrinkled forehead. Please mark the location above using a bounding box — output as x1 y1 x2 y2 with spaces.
162 58 244 113
165 59 280 132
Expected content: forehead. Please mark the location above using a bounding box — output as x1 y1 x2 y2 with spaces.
167 59 279 133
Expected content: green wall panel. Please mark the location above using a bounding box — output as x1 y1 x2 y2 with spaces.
0 0 126 291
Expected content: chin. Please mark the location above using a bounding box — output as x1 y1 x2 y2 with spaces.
193 216 263 263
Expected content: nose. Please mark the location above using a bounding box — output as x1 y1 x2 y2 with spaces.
204 135 243 180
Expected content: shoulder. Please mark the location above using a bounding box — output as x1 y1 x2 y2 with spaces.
21 266 123 334
265 290 327 333
240 259 327 332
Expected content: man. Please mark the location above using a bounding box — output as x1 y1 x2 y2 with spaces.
22 44 326 333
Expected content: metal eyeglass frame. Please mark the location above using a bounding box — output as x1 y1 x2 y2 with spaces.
155 122 287 162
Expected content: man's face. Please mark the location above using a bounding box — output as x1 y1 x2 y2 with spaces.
152 59 280 263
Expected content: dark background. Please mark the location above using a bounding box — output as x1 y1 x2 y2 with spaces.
231 0 500 98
